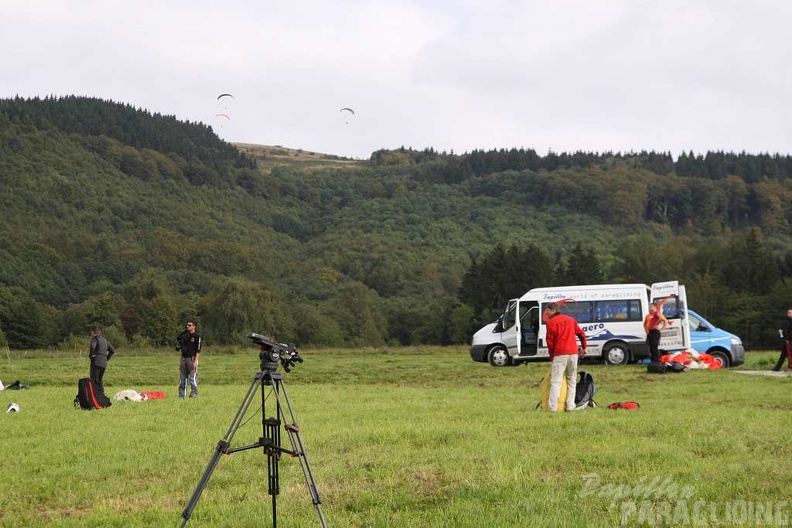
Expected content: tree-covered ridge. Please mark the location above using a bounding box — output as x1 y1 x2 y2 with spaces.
0 95 255 172
370 148 792 234
372 145 792 184
2 96 792 352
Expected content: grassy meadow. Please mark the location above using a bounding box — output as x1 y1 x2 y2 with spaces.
1 346 791 527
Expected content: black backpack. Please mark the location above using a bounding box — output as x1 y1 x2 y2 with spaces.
574 371 597 408
74 378 112 410
647 361 667 374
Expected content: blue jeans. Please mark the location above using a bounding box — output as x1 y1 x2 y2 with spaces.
179 356 198 397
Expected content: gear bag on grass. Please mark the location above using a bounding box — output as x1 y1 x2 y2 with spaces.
647 361 667 374
538 370 595 411
538 369 567 412
74 378 112 410
574 371 597 408
608 401 640 410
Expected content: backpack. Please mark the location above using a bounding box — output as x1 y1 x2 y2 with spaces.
647 361 667 374
666 362 686 373
574 371 597 409
74 378 112 410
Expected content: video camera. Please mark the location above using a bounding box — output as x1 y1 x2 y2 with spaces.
247 333 304 373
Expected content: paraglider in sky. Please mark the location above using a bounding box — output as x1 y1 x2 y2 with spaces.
217 93 234 112
215 112 230 129
340 107 355 124
213 94 234 132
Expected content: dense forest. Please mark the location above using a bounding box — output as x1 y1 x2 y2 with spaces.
2 95 792 351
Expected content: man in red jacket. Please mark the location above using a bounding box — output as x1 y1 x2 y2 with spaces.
545 302 587 412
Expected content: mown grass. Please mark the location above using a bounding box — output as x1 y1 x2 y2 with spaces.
1 347 790 527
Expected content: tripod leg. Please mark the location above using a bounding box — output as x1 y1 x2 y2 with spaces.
180 373 263 527
272 379 328 528
264 388 281 527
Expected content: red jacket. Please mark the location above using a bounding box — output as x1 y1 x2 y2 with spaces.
546 313 587 359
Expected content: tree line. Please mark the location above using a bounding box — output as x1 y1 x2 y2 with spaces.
371 146 792 184
2 96 792 352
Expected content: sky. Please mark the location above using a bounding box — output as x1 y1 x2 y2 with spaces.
2 0 791 160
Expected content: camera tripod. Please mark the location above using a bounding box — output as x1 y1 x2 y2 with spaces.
180 365 327 527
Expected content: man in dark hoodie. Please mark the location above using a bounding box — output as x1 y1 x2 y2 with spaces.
89 326 116 395
773 308 792 371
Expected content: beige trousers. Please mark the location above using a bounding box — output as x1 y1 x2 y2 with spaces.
548 354 578 412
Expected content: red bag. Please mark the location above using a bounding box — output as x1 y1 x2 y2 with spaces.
607 401 640 410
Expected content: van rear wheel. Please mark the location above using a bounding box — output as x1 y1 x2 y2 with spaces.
603 342 629 365
488 346 512 367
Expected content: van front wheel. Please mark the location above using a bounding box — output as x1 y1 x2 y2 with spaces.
603 342 629 365
709 349 730 368
488 346 512 367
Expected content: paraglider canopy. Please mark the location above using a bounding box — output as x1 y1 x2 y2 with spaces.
214 112 230 129
217 93 234 100
340 107 355 124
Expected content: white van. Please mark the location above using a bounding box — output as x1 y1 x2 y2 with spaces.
470 282 693 366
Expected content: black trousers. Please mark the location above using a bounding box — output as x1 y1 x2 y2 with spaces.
90 364 106 395
647 329 662 362
773 341 792 371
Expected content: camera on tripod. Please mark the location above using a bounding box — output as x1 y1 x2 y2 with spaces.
181 332 325 528
247 333 304 372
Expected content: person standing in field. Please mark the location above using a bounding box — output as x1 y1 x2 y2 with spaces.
176 320 202 398
89 325 116 395
644 302 670 362
773 307 792 371
544 302 587 412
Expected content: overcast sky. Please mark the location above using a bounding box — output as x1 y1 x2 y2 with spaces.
3 0 791 160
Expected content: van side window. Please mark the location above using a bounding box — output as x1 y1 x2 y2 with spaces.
628 301 642 321
520 302 539 332
502 303 516 330
594 299 643 322
564 301 593 323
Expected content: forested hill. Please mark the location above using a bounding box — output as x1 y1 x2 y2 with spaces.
2 96 792 351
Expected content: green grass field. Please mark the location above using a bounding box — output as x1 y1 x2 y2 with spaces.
1 346 791 527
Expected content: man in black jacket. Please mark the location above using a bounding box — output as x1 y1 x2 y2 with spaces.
89 326 116 395
176 321 202 398
773 308 792 371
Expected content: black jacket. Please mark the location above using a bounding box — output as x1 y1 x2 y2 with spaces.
783 318 792 341
177 330 202 357
89 335 116 368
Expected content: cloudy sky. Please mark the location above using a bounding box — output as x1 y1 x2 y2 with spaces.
2 0 791 159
